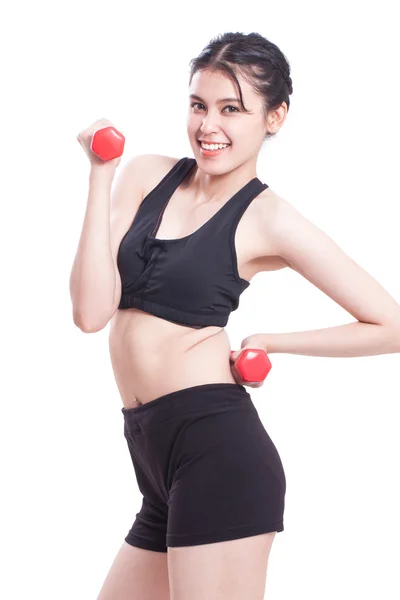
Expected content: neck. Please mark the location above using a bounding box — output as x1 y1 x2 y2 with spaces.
188 159 258 204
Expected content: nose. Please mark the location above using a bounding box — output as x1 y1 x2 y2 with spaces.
200 109 222 134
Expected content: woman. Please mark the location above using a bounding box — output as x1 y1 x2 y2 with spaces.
71 32 400 600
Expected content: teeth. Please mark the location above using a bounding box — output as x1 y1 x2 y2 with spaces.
200 142 230 150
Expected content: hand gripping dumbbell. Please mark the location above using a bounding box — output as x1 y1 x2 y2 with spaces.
230 349 272 383
91 126 125 161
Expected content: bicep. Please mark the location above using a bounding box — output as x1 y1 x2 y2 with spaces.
109 153 153 311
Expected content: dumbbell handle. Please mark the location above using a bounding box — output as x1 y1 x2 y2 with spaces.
91 126 125 161
230 348 272 383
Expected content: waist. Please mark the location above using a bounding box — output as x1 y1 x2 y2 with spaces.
109 309 235 405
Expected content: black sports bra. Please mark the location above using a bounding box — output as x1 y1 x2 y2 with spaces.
117 157 268 328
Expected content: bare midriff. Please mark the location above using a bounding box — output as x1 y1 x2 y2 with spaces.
108 309 236 408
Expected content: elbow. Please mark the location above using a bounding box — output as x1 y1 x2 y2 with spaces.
77 322 105 334
73 310 109 333
72 298 119 333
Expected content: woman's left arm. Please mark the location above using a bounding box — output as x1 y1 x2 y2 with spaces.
252 198 400 358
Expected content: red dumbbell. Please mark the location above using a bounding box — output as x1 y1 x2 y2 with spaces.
91 126 125 161
230 349 272 383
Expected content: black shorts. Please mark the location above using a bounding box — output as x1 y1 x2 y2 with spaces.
121 383 286 552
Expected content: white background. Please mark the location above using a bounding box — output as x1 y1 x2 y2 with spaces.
1 0 399 598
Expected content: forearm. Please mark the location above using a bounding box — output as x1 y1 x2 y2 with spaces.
261 321 400 357
69 168 116 330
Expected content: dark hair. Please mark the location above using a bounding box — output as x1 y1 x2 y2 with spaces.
188 32 293 139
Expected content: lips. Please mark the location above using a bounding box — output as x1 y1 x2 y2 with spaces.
199 142 231 157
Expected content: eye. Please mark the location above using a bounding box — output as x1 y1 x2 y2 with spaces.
190 102 239 113
223 105 239 113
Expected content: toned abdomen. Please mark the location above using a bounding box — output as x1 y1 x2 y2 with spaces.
109 308 236 408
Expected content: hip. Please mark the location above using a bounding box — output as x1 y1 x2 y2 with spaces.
121 382 286 504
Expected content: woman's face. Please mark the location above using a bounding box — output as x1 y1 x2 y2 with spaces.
187 69 267 169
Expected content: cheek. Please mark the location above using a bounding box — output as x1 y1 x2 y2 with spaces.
187 114 200 128
186 119 197 135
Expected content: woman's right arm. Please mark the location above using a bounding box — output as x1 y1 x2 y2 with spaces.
69 154 150 332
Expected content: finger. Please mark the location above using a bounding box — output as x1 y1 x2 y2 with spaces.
229 350 240 363
230 366 242 385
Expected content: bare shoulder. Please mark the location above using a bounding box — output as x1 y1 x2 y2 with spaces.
140 154 182 198
257 188 318 261
254 187 291 256
251 185 323 273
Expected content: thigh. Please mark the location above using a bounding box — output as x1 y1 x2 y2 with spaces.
168 532 277 600
96 541 170 600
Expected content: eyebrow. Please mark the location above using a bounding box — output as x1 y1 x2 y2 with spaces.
189 94 240 103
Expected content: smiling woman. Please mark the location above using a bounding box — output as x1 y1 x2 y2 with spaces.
69 28 399 600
